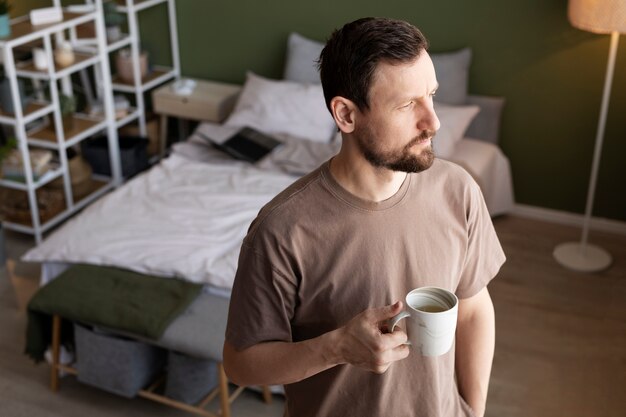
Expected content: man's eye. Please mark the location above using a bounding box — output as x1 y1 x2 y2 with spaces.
402 101 414 108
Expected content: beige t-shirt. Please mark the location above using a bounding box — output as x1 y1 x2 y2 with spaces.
226 159 505 417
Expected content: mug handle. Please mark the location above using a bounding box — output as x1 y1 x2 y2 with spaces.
388 311 412 345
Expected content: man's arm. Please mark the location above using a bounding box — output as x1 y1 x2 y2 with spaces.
455 287 496 417
223 302 409 386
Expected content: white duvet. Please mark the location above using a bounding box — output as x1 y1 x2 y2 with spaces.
23 123 513 290
23 151 299 289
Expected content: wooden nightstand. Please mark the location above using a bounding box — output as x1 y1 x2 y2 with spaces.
152 79 242 156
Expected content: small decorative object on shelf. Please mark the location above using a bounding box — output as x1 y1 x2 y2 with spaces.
29 7 63 26
0 0 11 39
103 1 125 42
116 48 148 84
54 41 76 68
33 47 48 70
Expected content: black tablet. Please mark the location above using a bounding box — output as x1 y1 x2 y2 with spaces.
209 127 282 163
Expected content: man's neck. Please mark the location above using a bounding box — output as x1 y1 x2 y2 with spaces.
329 147 407 203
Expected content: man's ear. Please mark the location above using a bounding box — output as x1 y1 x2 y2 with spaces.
330 97 357 134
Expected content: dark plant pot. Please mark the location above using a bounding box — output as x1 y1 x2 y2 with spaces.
0 78 27 115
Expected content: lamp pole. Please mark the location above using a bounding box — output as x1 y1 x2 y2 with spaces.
553 32 616 272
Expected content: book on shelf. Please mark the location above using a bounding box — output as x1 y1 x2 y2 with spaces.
1 149 55 181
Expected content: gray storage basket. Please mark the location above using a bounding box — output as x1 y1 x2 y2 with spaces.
164 350 218 405
74 323 165 398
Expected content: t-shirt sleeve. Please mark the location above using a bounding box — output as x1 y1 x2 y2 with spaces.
225 241 298 351
455 181 506 299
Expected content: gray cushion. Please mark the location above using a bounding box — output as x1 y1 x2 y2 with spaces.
431 47 472 105
465 95 506 144
283 33 472 108
157 292 230 361
283 32 324 84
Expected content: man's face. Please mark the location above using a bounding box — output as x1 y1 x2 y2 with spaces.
353 52 440 173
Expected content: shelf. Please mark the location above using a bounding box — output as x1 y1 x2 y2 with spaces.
15 52 100 80
73 33 133 55
111 66 176 93
116 108 141 128
27 115 106 149
0 177 112 232
0 101 54 125
0 167 64 191
107 34 133 53
0 1 178 243
1 12 97 48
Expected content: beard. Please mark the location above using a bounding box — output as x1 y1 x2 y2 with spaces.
354 125 436 173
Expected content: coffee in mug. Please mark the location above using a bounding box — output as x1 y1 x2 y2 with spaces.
389 286 458 357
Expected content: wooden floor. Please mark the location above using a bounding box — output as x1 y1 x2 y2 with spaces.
486 216 626 417
1 214 625 417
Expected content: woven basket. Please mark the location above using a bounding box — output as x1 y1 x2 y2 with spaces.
0 188 64 225
49 154 93 199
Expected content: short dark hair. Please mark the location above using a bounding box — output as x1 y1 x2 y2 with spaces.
318 17 428 112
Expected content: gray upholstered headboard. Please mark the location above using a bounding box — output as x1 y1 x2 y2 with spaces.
464 95 505 145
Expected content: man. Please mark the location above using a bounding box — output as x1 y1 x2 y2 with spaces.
224 17 505 417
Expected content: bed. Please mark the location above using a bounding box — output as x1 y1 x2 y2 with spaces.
21 33 515 415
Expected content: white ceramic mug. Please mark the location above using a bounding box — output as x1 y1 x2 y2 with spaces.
389 286 459 357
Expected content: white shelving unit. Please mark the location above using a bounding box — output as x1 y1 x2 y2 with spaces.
0 2 122 244
112 0 180 138
0 0 180 244
72 0 180 154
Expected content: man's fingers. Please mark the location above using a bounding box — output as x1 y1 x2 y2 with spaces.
373 344 410 373
368 300 404 322
380 326 408 347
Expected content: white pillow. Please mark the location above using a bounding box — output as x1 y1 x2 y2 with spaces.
224 72 336 143
432 102 480 159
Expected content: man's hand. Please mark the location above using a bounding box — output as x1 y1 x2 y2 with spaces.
224 301 410 386
334 301 410 373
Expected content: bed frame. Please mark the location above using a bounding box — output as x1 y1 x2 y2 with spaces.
48 315 272 417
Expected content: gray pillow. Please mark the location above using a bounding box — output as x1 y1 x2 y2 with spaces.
283 32 472 105
431 47 472 105
283 32 324 84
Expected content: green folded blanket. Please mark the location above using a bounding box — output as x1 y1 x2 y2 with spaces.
25 264 203 362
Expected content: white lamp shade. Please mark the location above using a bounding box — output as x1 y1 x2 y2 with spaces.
568 0 626 34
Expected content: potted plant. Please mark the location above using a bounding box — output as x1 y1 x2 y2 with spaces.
0 0 11 39
59 94 77 132
0 136 17 178
103 1 125 42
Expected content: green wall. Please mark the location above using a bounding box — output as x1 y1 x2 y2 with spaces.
15 0 626 222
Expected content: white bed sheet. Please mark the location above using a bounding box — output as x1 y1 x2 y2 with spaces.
23 123 514 290
24 150 298 291
446 137 515 216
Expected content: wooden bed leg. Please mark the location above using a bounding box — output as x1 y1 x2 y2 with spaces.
261 385 273 404
50 315 61 392
218 363 231 417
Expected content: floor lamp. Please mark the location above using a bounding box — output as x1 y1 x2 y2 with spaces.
553 0 624 272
